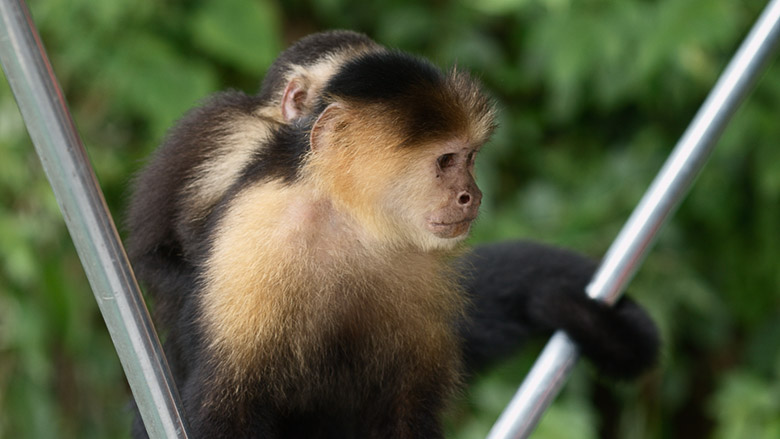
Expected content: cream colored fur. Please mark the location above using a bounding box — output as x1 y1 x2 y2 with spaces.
200 178 464 404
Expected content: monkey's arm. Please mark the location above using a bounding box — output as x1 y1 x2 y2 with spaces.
458 240 659 379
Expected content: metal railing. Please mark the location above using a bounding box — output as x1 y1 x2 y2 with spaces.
487 0 780 437
0 0 190 437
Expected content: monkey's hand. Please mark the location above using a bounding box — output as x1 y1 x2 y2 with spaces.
457 240 659 380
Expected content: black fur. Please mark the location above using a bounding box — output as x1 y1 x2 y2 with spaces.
237 120 312 186
324 51 443 102
258 30 376 102
318 51 472 144
458 241 660 378
125 91 270 439
125 90 265 328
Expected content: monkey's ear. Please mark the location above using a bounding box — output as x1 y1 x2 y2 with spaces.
281 78 308 122
310 103 344 151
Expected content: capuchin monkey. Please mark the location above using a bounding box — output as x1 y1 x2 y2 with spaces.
126 30 658 439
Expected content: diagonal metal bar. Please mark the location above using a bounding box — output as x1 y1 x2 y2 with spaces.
487 0 780 438
0 0 190 437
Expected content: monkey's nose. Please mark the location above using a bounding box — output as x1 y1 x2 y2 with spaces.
457 189 481 208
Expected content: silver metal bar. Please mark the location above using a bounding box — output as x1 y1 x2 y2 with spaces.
487 0 780 437
0 1 190 438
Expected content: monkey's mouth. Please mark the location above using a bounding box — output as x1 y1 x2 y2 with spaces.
427 218 475 238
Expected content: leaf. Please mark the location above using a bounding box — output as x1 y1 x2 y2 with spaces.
710 372 780 439
190 0 282 75
101 33 218 138
534 397 597 439
462 0 533 15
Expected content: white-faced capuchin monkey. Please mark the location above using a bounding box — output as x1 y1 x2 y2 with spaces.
126 30 659 439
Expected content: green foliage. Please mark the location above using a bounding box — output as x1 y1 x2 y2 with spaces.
191 0 282 75
710 369 780 439
1 0 778 437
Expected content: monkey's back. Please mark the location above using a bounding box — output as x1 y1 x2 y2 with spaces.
125 91 274 322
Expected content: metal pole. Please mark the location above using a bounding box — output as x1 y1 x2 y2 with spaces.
0 1 190 438
487 0 780 437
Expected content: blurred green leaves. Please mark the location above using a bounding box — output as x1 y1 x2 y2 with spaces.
191 0 282 75
711 370 780 439
1 0 778 438
102 32 219 137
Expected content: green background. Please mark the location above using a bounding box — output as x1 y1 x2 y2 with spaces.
1 0 778 437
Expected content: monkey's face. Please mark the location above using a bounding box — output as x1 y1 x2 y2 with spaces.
309 100 490 252
382 138 483 251
423 141 482 238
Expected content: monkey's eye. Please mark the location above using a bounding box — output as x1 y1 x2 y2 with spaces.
437 153 455 170
467 151 475 164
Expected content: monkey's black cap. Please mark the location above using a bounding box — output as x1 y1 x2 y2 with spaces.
323 50 445 102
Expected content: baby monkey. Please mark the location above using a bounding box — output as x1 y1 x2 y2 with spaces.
126 31 658 439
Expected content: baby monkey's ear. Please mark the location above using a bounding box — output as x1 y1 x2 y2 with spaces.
281 76 309 122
